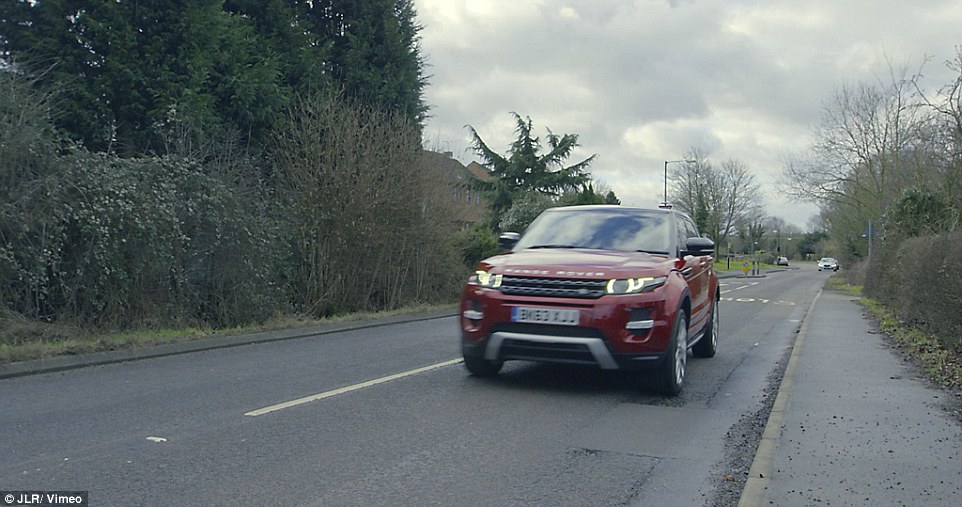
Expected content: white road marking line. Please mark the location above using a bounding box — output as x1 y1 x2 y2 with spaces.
719 296 796 306
244 358 463 417
721 281 757 294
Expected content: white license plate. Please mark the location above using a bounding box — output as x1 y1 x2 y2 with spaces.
511 307 580 326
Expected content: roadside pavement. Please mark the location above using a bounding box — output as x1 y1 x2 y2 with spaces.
739 287 962 506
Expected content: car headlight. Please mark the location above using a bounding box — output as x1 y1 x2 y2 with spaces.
468 270 503 288
606 276 666 294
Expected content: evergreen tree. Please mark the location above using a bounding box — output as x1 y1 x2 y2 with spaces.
305 0 428 128
1 0 427 154
223 0 331 96
0 1 288 155
468 113 595 228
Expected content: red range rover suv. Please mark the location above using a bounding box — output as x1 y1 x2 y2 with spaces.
459 205 720 395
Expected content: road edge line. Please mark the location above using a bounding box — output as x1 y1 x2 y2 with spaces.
736 287 822 507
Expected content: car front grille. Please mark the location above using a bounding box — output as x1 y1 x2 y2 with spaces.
490 323 609 365
500 339 596 364
499 276 608 299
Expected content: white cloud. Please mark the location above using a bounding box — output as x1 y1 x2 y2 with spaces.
417 0 962 229
558 6 580 20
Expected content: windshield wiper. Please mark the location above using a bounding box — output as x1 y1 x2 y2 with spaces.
528 244 582 249
636 249 669 255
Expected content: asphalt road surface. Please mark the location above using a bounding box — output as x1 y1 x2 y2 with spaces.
1 267 829 506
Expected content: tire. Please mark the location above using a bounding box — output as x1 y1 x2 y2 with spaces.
692 299 718 358
463 355 503 377
657 310 688 396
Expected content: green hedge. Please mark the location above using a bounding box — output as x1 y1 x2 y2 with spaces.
864 232 962 349
1 151 285 327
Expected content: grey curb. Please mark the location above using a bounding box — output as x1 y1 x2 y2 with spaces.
0 306 458 380
736 287 822 506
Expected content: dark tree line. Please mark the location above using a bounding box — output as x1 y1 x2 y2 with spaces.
0 0 426 157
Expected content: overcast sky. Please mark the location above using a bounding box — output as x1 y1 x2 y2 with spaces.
414 0 962 230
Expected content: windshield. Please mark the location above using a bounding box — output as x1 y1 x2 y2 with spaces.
514 208 671 254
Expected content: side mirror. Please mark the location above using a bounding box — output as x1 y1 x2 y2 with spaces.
683 237 715 257
498 232 521 251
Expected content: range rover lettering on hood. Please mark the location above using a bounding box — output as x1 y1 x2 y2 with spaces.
555 270 606 277
503 268 606 277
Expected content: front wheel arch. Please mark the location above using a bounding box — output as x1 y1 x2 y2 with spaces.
692 296 718 358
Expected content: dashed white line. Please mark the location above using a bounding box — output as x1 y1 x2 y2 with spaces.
720 297 796 306
720 281 758 294
245 358 462 417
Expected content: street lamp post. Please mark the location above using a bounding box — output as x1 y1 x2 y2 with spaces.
663 159 687 206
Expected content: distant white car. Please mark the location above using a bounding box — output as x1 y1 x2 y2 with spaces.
817 258 839 271
776 256 789 266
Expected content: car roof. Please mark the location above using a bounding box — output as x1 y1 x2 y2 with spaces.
541 205 682 219
544 204 668 212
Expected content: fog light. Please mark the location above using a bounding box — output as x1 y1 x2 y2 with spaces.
625 306 653 333
626 319 654 331
463 309 483 320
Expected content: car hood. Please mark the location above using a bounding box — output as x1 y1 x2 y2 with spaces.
479 248 674 278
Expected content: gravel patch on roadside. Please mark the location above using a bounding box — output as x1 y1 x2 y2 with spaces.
704 347 791 507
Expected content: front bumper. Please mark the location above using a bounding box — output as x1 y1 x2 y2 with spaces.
460 286 676 370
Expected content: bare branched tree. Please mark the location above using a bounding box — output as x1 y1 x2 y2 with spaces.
780 63 931 216
274 93 461 316
718 159 764 248
915 47 962 229
917 48 962 159
669 148 763 249
669 148 710 217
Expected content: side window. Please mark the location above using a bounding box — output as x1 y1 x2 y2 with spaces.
675 218 688 253
684 217 699 240
676 215 700 256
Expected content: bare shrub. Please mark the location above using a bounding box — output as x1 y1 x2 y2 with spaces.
867 232 962 349
843 259 869 287
274 93 462 316
897 233 962 348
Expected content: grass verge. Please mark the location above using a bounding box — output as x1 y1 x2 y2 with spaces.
0 303 457 365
